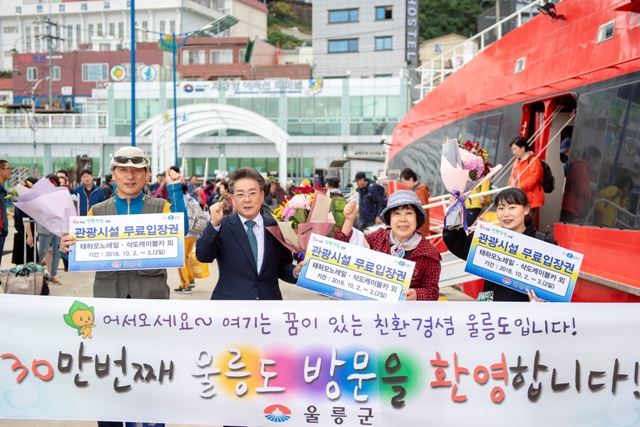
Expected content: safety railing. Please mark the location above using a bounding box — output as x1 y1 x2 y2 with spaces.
416 0 544 99
585 198 640 230
7 166 31 190
0 114 108 129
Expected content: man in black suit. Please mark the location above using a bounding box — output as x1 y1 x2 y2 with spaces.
196 167 304 300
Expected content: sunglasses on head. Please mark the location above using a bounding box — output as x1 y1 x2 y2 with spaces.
113 156 148 165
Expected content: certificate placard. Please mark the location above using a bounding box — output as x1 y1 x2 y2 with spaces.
297 233 415 301
464 221 583 302
69 213 185 272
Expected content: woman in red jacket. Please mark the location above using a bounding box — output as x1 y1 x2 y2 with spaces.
508 136 545 213
333 190 441 301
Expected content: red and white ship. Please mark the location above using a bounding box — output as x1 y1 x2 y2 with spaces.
387 0 640 302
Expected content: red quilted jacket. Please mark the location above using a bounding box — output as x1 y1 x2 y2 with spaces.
334 227 442 301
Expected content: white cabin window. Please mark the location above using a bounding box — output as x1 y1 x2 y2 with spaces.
596 21 615 44
514 57 526 74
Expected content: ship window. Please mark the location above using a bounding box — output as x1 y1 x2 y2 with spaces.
514 57 526 74
563 81 640 229
596 21 615 44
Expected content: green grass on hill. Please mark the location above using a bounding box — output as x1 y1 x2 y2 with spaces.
267 14 311 35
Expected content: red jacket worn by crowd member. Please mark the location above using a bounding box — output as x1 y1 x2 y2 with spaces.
561 158 593 217
508 153 545 209
412 184 431 236
333 227 442 301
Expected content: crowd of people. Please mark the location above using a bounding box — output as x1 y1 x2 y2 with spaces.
2 137 633 427
0 131 635 304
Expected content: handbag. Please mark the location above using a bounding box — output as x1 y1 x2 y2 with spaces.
188 250 210 279
1 265 50 296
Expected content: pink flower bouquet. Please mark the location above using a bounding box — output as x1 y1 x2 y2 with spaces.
267 187 335 253
441 138 502 230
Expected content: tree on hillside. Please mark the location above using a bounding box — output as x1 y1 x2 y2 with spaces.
267 30 303 50
270 2 297 21
419 0 493 42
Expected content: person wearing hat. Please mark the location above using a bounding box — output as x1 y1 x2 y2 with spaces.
559 136 572 177
354 171 386 231
325 176 346 237
334 190 442 301
61 147 188 427
61 146 189 301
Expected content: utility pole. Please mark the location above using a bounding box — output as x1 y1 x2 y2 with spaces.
35 5 63 109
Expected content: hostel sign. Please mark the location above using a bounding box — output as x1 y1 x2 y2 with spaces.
405 0 419 68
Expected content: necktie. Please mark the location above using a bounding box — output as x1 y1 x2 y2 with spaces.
245 220 258 267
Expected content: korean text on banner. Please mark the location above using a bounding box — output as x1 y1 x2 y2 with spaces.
2 296 640 427
68 213 185 272
297 233 415 301
464 221 583 302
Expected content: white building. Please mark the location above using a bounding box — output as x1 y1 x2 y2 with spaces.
312 0 419 79
0 0 267 72
0 79 12 105
0 77 410 182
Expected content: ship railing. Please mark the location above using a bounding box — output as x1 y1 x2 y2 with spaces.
584 199 640 230
416 0 545 99
0 113 108 129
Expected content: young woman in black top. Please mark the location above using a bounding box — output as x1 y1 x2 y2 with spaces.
443 187 547 302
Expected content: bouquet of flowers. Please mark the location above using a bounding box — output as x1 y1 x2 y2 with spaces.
8 178 78 237
441 137 502 231
268 185 335 256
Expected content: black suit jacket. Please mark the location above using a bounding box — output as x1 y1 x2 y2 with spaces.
195 213 296 300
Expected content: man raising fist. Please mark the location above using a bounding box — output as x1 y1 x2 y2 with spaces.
196 167 305 301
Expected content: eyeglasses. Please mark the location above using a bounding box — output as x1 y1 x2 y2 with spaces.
113 156 149 166
233 191 261 200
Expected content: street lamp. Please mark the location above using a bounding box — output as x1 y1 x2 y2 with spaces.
30 76 51 176
136 22 216 167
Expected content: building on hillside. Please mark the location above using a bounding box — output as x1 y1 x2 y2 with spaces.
0 0 268 72
228 0 268 40
282 46 313 66
0 79 13 106
419 34 478 67
312 0 420 80
11 46 169 110
178 37 251 80
170 36 311 81
9 36 313 110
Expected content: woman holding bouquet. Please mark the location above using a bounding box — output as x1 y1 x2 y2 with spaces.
334 190 442 301
443 187 548 302
508 136 545 214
